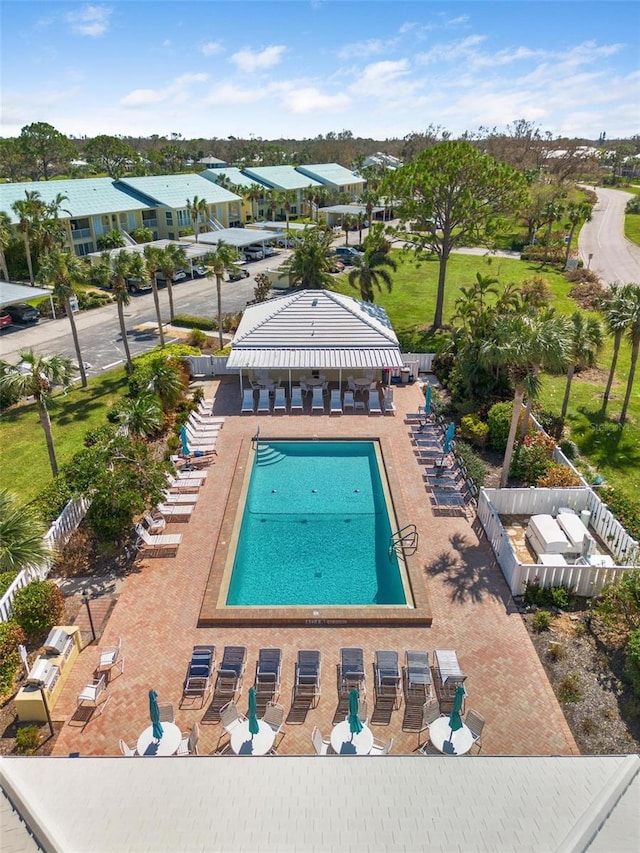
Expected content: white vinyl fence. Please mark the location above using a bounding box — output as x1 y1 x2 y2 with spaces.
0 496 90 623
478 488 638 598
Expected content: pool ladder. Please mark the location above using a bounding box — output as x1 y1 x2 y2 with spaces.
389 524 418 558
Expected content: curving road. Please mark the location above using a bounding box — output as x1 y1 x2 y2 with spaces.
578 186 640 285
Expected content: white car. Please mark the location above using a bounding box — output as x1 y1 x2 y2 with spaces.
243 246 264 261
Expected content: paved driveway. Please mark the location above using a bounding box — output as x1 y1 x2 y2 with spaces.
579 186 640 285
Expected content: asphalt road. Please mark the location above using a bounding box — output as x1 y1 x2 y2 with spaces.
578 186 640 285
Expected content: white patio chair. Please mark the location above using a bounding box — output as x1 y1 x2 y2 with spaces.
143 512 166 534
177 722 200 756
311 726 331 755
370 736 393 756
465 709 485 753
98 637 124 680
220 700 246 734
263 701 285 735
77 674 110 716
119 739 137 756
135 523 182 553
158 703 175 723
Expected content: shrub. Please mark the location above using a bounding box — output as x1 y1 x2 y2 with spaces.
520 245 565 265
0 570 19 596
29 478 73 526
0 361 22 409
550 585 573 609
595 570 640 632
11 580 65 640
172 314 215 331
487 402 514 451
558 673 582 703
626 197 640 214
510 433 556 484
568 281 607 310
459 414 489 447
558 439 579 460
253 272 272 303
0 621 25 698
533 409 564 440
519 276 552 306
187 328 207 348
533 610 552 632
15 725 40 755
537 464 583 488
599 488 640 542
547 641 564 661
624 628 640 697
454 441 487 488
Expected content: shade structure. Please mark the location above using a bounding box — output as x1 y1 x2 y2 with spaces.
248 687 259 736
149 689 164 740
424 384 432 415
443 422 455 453
348 689 363 735
448 685 465 733
179 425 190 457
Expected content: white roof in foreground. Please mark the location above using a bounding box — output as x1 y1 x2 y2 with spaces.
184 228 283 248
1 755 638 853
0 282 51 308
228 289 403 370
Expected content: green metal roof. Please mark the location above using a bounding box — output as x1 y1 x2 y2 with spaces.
201 168 267 190
296 163 365 189
242 166 322 191
116 175 241 209
0 178 150 224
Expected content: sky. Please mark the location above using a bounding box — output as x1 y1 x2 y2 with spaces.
1 0 638 142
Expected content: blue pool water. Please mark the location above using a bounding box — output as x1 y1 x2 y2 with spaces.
226 441 406 606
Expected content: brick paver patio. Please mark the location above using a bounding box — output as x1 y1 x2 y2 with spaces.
51 377 578 757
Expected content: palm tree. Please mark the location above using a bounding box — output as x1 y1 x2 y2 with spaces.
347 250 397 302
149 360 185 411
283 228 334 291
360 189 380 230
143 245 166 347
0 211 11 280
0 350 75 477
97 230 127 251
11 190 46 284
39 192 70 254
266 190 278 222
541 200 564 264
599 283 634 415
116 392 163 437
560 312 604 424
275 189 297 236
38 249 89 387
96 250 145 373
619 283 640 426
202 242 240 350
159 244 188 322
187 196 209 242
341 214 355 246
564 202 592 268
0 490 53 572
244 183 265 222
479 310 571 487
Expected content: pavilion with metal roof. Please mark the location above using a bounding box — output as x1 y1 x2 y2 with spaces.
227 288 404 391
0 281 54 315
183 228 284 250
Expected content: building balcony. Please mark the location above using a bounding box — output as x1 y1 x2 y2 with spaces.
71 228 91 240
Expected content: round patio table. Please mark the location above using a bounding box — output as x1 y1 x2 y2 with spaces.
230 719 275 756
428 717 473 756
353 378 372 390
137 722 182 756
330 720 374 755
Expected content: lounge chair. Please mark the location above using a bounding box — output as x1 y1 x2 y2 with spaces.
255 648 282 701
216 646 247 698
329 388 342 415
167 469 207 483
383 388 396 416
154 503 194 520
257 388 271 414
343 390 355 412
368 389 382 415
241 389 255 414
181 645 215 708
191 411 225 425
405 650 432 698
339 647 366 696
161 489 198 504
187 414 222 432
290 386 303 413
134 523 182 554
373 650 402 709
433 649 466 709
273 387 287 414
164 474 202 492
143 512 166 534
311 386 325 413
294 650 321 707
184 428 218 451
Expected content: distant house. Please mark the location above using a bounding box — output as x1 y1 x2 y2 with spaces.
197 156 227 169
362 152 403 171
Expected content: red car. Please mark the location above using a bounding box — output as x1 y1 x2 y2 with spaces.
0 311 12 329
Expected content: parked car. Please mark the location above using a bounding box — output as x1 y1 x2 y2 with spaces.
190 263 208 278
0 311 12 329
243 246 264 261
227 267 250 282
263 246 278 257
156 269 188 285
276 237 299 248
125 277 152 294
333 246 364 266
328 260 346 274
5 303 40 323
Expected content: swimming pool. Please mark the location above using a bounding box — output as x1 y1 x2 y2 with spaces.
225 440 407 607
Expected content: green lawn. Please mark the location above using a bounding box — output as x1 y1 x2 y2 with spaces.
624 213 640 247
0 368 128 504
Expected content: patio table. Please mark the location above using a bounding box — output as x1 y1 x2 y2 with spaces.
137 722 182 756
230 719 275 756
353 378 373 390
427 717 473 756
330 720 374 755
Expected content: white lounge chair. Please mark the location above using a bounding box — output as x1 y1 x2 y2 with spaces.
343 390 355 412
273 387 287 414
311 386 325 413
165 475 202 493
257 388 271 414
241 389 255 414
161 489 198 504
383 388 396 416
155 503 194 520
187 415 222 433
191 412 225 425
368 389 382 415
135 523 182 553
185 427 218 448
329 389 342 415
290 386 303 413
169 468 208 481
143 512 166 534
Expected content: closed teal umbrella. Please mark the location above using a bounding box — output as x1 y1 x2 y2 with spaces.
180 425 190 457
149 689 164 740
248 687 259 736
424 384 432 415
348 688 363 736
448 685 465 733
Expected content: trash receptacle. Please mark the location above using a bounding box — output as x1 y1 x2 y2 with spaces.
401 367 411 385
382 368 390 386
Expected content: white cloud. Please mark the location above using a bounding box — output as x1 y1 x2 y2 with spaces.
204 83 264 106
202 41 223 57
66 4 112 37
349 59 413 99
336 38 397 60
417 34 486 65
283 87 351 115
120 73 209 108
230 45 286 73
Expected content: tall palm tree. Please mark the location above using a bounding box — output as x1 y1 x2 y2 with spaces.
0 211 11 280
479 310 571 487
564 201 592 268
347 250 397 302
599 283 633 415
95 250 146 373
619 283 640 426
11 190 46 284
275 189 297 235
244 183 265 222
187 195 209 242
283 228 334 291
266 190 278 222
39 192 70 254
143 245 166 347
38 249 89 387
360 189 380 230
560 312 604 424
341 214 355 246
0 350 75 477
541 200 564 263
0 490 53 572
159 244 188 322
203 241 240 350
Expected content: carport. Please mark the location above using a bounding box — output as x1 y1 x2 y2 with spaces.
86 239 211 278
0 281 55 318
185 228 285 253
